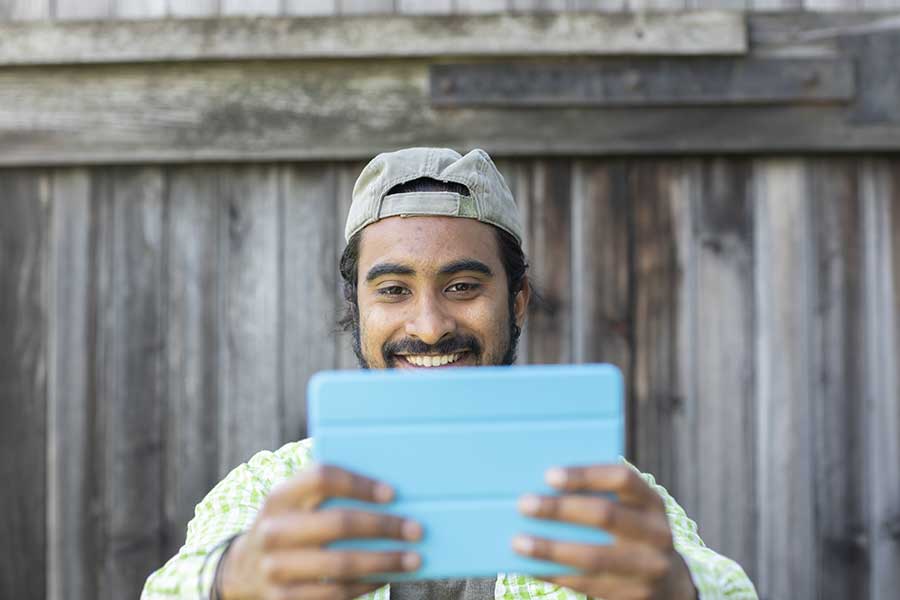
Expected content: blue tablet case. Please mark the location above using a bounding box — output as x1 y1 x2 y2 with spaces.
307 363 624 580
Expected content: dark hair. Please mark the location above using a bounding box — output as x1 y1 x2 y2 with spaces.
338 178 528 363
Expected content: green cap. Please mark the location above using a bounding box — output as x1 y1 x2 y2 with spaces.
345 147 523 245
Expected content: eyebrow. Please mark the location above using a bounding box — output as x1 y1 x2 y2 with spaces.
365 263 416 282
364 259 493 282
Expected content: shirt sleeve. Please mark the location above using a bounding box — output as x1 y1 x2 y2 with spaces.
631 465 759 600
141 439 315 600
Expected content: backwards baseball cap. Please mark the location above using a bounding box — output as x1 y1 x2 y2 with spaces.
345 147 523 245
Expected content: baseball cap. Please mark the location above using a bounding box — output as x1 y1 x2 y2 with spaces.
344 147 523 245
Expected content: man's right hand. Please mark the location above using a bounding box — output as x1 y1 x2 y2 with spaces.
219 464 422 600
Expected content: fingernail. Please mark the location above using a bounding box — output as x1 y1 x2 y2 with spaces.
512 535 535 555
402 520 423 541
518 495 541 515
374 484 394 503
546 468 567 487
402 552 421 571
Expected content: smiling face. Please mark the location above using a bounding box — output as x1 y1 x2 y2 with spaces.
354 216 529 370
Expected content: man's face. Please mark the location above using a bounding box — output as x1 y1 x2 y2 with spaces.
355 216 527 369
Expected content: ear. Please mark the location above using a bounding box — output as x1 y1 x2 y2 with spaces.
513 276 531 330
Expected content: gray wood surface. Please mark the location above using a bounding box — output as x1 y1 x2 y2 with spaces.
0 12 747 65
167 0 218 16
0 171 48 600
115 0 166 17
221 0 281 15
163 167 226 558
46 169 93 600
217 166 282 470
397 0 453 13
55 0 112 19
753 159 817 600
339 0 395 14
285 0 339 15
0 0 49 19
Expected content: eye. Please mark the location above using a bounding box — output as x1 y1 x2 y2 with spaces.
377 285 409 297
446 282 481 295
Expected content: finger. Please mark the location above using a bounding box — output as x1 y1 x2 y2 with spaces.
546 465 662 509
518 494 672 548
512 536 669 579
259 510 422 549
543 575 654 600
266 465 394 513
263 549 420 583
264 582 383 600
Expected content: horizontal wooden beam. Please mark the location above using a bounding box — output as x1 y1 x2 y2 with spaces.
0 12 746 66
1 57 899 166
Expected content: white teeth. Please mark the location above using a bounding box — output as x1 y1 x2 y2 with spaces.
405 353 462 367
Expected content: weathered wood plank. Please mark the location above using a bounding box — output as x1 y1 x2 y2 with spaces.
0 170 49 600
163 167 223 557
334 162 364 370
46 169 93 600
398 0 453 14
7 59 900 167
217 166 282 469
454 0 508 13
807 159 869 599
339 0 394 14
55 0 112 19
115 0 166 17
860 159 900 600
285 0 339 15
282 165 339 440
93 168 166 600
0 0 50 20
630 160 680 479
510 0 568 11
221 0 281 15
167 0 218 17
753 159 817 600
690 158 757 581
525 160 573 365
0 12 747 65
570 0 627 11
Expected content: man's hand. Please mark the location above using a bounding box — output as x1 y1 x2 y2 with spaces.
220 464 422 600
512 465 697 600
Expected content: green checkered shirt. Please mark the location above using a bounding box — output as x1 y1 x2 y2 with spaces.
142 439 757 600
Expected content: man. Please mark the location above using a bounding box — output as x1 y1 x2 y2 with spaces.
142 148 757 600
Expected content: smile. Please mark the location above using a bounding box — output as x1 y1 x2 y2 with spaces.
398 352 466 368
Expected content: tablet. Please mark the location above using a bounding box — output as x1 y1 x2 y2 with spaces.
307 363 624 580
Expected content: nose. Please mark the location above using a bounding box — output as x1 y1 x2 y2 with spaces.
405 291 456 346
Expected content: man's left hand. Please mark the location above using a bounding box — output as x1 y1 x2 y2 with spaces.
512 465 697 600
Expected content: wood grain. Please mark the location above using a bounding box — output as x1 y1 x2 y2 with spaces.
285 0 339 15
0 170 49 600
115 0 166 17
397 0 453 13
753 159 817 600
0 12 747 65
217 166 282 470
167 0 218 16
46 169 93 600
0 0 50 19
281 165 339 439
55 0 112 19
163 166 224 558
221 0 281 15
339 0 394 14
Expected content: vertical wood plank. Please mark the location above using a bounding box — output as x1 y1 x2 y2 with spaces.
691 159 757 580
804 0 856 10
282 165 339 440
47 169 93 600
753 159 816 600
630 160 681 481
398 0 452 13
0 0 50 19
94 167 166 600
0 170 49 600
115 0 166 17
334 162 364 370
339 0 394 14
163 166 223 557
495 159 529 365
570 160 631 372
55 0 112 19
221 0 280 15
807 159 869 599
525 160 573 365
751 0 802 10
167 0 218 16
218 166 281 470
454 0 507 13
285 0 338 15
860 159 900 600
510 0 568 11
570 0 627 11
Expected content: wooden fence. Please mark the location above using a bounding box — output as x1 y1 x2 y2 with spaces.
1 4 900 600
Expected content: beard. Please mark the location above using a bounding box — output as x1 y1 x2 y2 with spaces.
347 305 522 369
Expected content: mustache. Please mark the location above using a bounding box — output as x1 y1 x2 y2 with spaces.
383 334 481 360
